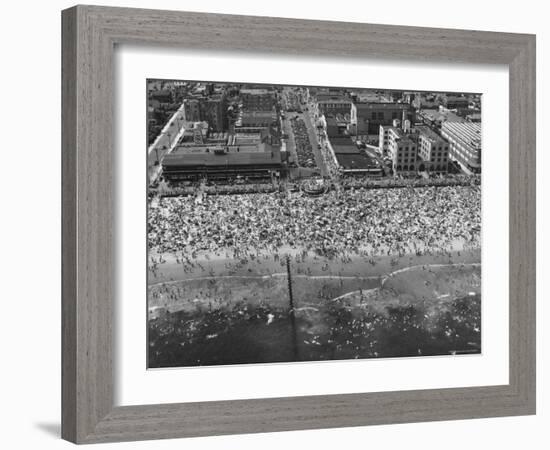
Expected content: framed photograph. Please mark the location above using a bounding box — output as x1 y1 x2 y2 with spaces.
62 5 536 444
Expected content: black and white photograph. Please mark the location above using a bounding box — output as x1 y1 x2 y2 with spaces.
147 81 482 368
1 0 545 447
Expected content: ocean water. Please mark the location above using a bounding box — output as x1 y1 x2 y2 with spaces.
148 265 481 368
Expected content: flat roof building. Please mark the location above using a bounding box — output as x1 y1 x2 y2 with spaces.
356 103 415 135
183 94 227 132
162 142 282 181
416 126 450 173
316 95 357 124
385 126 418 175
417 108 464 129
240 88 277 111
380 123 451 175
327 137 383 177
443 95 470 110
325 117 351 137
235 110 277 128
441 122 482 174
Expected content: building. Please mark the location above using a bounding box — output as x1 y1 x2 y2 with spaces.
441 122 482 174
379 122 418 175
465 112 482 123
234 109 281 145
327 137 383 177
182 95 227 132
199 95 227 132
416 126 450 173
378 124 393 157
316 95 357 122
352 91 390 103
240 88 276 111
356 103 415 135
177 121 210 145
325 117 351 137
162 142 283 181
236 110 277 128
149 89 174 103
454 107 481 119
183 98 200 122
380 122 451 175
443 95 470 110
417 108 465 129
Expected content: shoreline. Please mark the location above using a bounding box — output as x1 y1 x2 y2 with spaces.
148 243 481 284
148 262 481 320
148 245 481 315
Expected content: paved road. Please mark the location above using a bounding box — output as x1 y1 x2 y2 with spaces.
281 115 297 163
282 87 328 177
148 102 187 184
299 110 328 176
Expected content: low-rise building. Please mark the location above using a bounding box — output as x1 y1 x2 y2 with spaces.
182 94 227 132
325 117 350 137
356 103 415 135
162 142 283 181
199 95 227 132
183 98 200 122
327 137 383 177
240 88 276 111
386 126 418 175
149 89 174 103
236 110 277 128
417 108 464 129
416 126 450 173
443 95 470 110
316 95 357 123
380 123 451 175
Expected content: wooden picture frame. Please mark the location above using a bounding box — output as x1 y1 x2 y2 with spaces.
61 5 536 444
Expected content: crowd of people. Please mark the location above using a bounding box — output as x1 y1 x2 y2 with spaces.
301 178 330 195
290 117 317 168
148 184 481 259
338 173 480 190
153 179 277 197
283 89 304 112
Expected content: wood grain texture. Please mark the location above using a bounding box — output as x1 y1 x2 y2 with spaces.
61 4 536 444
61 6 77 443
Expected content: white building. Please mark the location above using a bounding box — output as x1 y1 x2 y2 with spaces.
384 124 418 175
380 122 450 175
441 122 481 174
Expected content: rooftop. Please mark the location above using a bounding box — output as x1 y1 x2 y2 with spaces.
240 88 273 95
163 142 281 167
316 94 352 104
236 110 277 127
355 102 412 110
441 122 481 148
416 126 446 143
419 109 465 124
445 95 469 102
150 89 171 97
388 126 417 144
330 137 360 154
466 113 482 121
354 92 391 103
335 153 377 170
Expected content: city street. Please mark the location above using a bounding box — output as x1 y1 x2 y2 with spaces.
148 102 187 184
281 86 329 176
299 110 329 176
281 115 297 163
